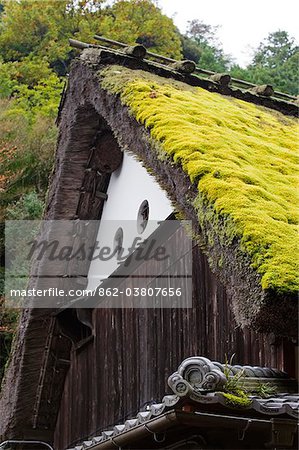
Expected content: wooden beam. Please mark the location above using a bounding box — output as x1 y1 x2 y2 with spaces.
209 73 231 86
123 44 147 59
69 38 98 50
250 84 274 97
92 35 297 102
172 60 196 74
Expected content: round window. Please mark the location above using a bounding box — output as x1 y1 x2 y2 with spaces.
137 200 149 234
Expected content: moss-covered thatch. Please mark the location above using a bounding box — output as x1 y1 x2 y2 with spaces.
100 66 299 296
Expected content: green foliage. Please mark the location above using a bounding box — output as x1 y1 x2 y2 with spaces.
6 191 45 219
223 355 246 393
229 64 252 82
101 66 299 295
254 382 277 398
7 55 54 87
11 73 64 120
0 1 104 66
0 54 63 113
0 56 17 98
0 99 57 205
252 30 297 68
180 35 201 63
197 42 231 72
222 391 252 408
0 0 181 71
181 19 232 72
181 23 298 96
99 0 182 59
219 356 274 408
230 31 299 95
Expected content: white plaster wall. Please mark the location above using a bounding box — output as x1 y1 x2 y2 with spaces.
87 151 173 290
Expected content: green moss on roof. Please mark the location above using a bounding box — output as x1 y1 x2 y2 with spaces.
100 66 299 295
221 391 252 408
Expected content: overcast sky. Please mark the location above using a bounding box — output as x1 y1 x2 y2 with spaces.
158 0 299 66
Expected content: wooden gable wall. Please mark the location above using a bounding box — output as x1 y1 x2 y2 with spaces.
53 243 292 449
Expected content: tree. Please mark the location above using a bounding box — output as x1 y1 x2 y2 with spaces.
0 0 106 74
98 0 182 59
230 31 299 96
186 19 220 46
251 30 297 68
181 19 232 71
0 0 182 72
0 57 17 97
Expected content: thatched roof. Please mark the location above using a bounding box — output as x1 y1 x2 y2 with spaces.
99 63 298 309
57 45 297 334
0 43 298 442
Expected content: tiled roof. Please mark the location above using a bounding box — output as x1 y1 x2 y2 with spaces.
66 357 298 450
68 394 299 449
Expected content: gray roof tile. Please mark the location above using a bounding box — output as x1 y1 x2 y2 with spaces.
137 411 152 422
67 357 298 450
124 418 139 430
91 437 102 445
101 430 114 439
150 402 166 416
113 424 126 434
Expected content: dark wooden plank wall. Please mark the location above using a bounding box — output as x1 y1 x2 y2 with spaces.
54 244 288 449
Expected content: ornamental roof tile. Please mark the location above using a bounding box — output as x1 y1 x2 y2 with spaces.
66 357 298 450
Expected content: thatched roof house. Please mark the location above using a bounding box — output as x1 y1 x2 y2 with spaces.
0 41 298 448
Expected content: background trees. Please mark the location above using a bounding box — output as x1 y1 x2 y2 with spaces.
0 0 182 206
99 0 182 59
0 0 182 71
181 19 232 72
241 31 298 95
181 21 298 96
